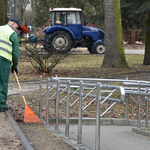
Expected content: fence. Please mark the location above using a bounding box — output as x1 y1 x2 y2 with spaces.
39 76 150 150
123 81 150 128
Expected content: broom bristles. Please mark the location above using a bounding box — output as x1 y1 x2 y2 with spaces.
24 105 42 124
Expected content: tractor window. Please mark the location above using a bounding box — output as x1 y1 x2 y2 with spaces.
50 12 55 26
67 12 81 24
55 12 66 26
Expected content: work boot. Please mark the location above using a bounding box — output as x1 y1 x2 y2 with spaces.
0 108 6 112
4 105 9 110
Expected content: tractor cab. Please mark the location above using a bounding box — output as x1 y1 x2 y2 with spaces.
49 8 82 39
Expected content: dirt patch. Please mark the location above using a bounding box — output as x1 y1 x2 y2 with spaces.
18 122 75 150
0 112 25 150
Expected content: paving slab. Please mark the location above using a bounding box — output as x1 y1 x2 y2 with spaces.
46 124 150 150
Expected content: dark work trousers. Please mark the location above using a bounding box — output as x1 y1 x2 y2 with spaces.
0 56 11 108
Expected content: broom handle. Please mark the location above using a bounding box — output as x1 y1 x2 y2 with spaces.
14 71 27 105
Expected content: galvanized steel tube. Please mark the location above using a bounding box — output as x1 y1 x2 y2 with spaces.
65 80 71 138
46 78 50 124
145 88 149 128
55 80 60 132
39 76 42 119
77 81 83 145
125 95 128 123
137 87 141 128
95 83 101 150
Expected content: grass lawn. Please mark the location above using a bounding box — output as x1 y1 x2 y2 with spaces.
9 54 150 81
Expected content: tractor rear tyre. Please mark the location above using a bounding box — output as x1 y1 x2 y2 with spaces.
43 34 50 52
93 42 105 54
43 30 72 53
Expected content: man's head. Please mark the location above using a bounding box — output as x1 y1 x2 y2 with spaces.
8 18 22 32
60 14 64 19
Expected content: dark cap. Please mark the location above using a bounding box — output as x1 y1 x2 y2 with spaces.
9 18 22 30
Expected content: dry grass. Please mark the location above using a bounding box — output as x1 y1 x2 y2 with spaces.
9 54 150 81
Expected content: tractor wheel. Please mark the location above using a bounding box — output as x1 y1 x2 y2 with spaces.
43 34 50 52
93 42 105 54
44 30 72 53
87 46 95 54
87 46 94 54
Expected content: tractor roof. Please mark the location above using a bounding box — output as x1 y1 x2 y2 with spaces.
49 8 82 12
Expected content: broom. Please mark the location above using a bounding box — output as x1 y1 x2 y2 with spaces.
14 71 42 124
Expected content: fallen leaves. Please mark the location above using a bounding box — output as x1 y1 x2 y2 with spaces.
7 88 150 123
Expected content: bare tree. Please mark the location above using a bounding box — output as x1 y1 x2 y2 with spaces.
102 0 128 68
0 0 7 25
15 0 30 25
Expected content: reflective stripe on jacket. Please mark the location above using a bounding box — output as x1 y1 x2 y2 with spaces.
0 25 14 61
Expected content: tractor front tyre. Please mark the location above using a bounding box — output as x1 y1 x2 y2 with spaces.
87 47 95 54
93 42 105 54
84 36 95 54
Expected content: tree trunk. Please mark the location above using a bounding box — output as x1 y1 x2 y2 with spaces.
102 0 128 68
143 10 150 65
0 0 7 25
128 28 136 44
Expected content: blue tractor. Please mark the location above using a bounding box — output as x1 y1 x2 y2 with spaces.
43 8 105 54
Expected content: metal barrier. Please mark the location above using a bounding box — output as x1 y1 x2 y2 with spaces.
44 77 125 150
49 77 150 129
39 76 150 150
123 82 150 128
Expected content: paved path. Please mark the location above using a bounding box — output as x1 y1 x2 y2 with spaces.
125 49 144 55
46 124 150 150
70 48 145 55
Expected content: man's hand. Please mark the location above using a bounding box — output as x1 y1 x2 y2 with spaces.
11 66 18 74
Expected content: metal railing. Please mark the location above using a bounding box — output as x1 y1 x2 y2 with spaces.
123 82 150 128
39 76 150 127
39 76 150 150
39 76 150 126
43 77 125 150
39 76 47 119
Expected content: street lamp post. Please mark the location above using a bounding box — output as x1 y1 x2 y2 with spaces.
14 0 15 18
12 0 16 18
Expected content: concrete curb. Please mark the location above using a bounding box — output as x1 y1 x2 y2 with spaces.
132 128 150 137
49 118 150 127
6 111 34 150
